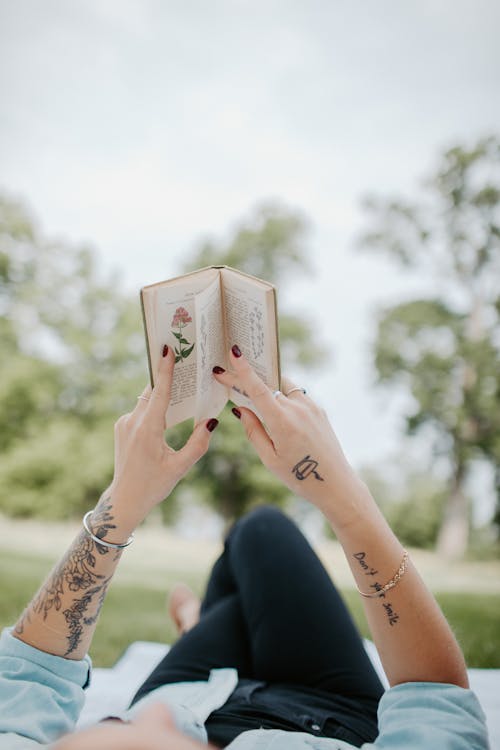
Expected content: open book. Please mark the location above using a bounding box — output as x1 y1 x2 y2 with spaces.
140 266 281 427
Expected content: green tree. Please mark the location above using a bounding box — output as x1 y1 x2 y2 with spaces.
1 195 328 525
166 201 328 521
0 193 145 518
361 464 447 549
358 136 500 558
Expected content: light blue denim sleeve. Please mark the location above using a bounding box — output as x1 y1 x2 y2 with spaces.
0 628 91 748
226 682 489 750
371 682 489 749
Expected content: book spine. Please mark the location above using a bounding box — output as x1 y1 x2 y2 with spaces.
140 290 154 387
272 287 282 389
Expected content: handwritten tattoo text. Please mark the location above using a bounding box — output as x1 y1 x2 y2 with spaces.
353 551 400 627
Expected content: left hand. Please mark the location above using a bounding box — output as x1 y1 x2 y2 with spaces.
108 346 217 526
213 348 359 517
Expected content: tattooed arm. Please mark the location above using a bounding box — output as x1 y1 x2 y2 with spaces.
14 346 218 660
14 497 136 660
213 347 468 689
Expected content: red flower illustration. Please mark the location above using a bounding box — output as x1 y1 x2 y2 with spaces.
171 306 194 362
171 307 192 327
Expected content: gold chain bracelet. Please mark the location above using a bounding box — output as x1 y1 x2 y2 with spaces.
357 550 409 599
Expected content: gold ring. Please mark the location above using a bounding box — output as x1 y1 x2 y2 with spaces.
137 395 150 402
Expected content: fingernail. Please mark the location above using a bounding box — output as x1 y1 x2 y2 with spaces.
162 345 169 357
206 418 219 432
212 365 225 374
231 345 242 358
231 407 241 419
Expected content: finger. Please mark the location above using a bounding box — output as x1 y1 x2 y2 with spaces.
281 376 308 401
130 384 153 418
232 407 277 466
175 418 218 476
228 347 281 426
212 366 239 391
146 345 174 430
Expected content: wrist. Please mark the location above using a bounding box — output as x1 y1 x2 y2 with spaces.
314 471 377 532
93 490 143 537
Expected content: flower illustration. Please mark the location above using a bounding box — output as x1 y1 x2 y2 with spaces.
171 307 192 328
171 306 195 362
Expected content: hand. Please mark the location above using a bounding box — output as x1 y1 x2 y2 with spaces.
53 704 215 750
213 347 361 515
109 346 218 526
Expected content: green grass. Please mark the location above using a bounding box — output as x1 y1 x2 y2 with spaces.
1 550 499 668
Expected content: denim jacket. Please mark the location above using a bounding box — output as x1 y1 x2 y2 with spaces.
0 629 489 749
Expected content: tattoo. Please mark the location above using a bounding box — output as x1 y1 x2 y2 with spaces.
91 501 121 554
291 455 324 481
63 578 111 655
353 551 378 576
353 551 400 627
231 385 250 399
15 501 120 655
382 601 400 627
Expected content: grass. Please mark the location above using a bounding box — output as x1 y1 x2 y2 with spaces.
1 549 499 669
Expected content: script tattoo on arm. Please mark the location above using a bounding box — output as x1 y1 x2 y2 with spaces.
291 455 325 482
15 501 120 656
353 551 400 627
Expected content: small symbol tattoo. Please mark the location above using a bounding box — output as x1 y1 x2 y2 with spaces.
291 455 324 481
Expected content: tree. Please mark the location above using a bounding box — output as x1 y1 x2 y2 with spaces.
0 195 328 524
166 201 329 521
358 136 500 558
0 193 145 518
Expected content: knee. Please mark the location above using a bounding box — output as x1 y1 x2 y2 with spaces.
231 505 294 547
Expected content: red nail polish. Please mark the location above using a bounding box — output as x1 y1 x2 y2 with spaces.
231 345 242 358
206 418 219 432
212 365 225 374
162 345 169 357
232 407 241 419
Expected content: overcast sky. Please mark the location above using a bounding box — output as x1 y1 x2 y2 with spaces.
1 0 499 512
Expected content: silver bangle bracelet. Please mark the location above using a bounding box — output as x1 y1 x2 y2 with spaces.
82 510 134 549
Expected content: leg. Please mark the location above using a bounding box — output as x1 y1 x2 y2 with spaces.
130 539 251 706
130 593 252 705
224 506 384 700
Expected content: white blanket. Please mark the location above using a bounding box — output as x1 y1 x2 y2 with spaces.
78 641 499 748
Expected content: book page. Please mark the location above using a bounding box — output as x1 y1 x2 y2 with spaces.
194 273 229 422
142 268 219 427
220 268 280 415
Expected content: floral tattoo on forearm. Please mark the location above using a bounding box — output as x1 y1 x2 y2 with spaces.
15 501 120 656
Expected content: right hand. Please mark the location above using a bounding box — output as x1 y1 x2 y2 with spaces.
109 346 218 527
213 348 362 514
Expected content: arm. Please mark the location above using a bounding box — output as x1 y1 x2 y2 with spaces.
214 349 468 689
13 346 218 660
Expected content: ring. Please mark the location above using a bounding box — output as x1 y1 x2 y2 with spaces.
137 395 150 402
272 390 282 399
285 387 307 396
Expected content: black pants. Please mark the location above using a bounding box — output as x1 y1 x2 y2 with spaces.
131 507 384 748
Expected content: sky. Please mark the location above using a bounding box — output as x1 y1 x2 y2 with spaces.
1 0 499 517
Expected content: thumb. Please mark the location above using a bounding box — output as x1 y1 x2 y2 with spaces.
175 418 218 475
233 407 276 466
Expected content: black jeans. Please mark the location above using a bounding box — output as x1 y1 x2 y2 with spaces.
131 507 384 747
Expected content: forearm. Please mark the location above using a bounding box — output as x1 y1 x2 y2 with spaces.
13 493 137 660
320 474 468 688
11 349 214 666
212 352 470 690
